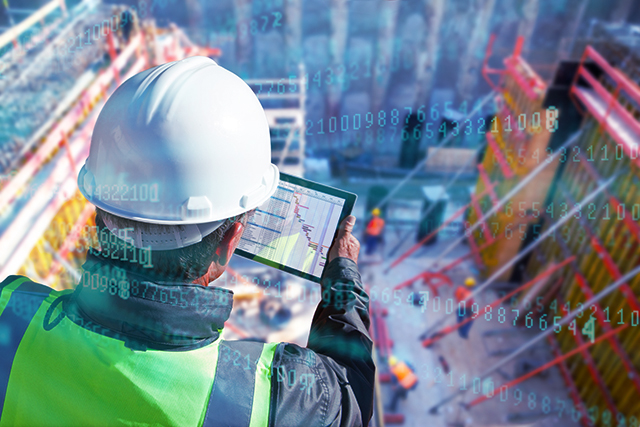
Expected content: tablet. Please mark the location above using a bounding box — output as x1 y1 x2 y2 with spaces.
235 173 357 283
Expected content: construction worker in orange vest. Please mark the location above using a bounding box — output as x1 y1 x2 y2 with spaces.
388 355 418 412
455 277 477 339
365 208 385 255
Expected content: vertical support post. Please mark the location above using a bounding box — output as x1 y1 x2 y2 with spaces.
513 35 524 59
107 30 120 85
60 132 76 177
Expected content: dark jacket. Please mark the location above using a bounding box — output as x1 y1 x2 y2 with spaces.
66 251 375 426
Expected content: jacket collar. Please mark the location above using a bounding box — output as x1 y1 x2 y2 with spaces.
67 251 234 350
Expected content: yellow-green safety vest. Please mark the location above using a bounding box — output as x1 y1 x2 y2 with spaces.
0 275 278 427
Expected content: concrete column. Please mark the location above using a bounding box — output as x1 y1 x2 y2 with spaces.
558 0 589 60
371 0 400 113
517 0 539 55
326 0 348 116
233 0 253 74
456 0 497 104
413 0 445 110
284 0 302 69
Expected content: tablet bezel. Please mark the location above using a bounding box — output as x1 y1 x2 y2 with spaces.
234 172 357 283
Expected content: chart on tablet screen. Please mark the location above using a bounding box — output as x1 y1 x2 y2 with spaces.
238 181 345 278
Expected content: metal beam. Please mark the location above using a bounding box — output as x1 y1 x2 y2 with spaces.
427 262 640 414
418 130 582 275
0 0 65 51
419 170 616 347
420 258 575 347
465 324 628 409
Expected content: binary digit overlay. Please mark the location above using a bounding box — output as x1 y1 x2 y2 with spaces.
1 0 639 425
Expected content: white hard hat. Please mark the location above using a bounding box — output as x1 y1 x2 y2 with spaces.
78 57 279 232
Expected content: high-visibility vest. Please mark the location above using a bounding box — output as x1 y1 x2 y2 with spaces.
0 275 278 427
455 286 473 304
366 217 385 236
390 361 417 390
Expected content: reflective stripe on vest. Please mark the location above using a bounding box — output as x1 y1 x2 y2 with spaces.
0 275 278 427
0 276 52 416
204 340 278 427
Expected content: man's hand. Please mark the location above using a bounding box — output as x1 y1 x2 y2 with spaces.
328 215 360 264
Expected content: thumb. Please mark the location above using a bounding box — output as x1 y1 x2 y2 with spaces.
338 215 356 237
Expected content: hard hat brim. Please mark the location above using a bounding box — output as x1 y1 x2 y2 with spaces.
101 215 226 250
78 163 280 225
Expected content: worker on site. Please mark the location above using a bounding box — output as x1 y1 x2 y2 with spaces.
455 277 477 339
388 355 418 412
364 207 385 255
0 57 374 426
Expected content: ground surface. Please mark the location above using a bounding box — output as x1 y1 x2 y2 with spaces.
226 217 580 427
362 228 581 427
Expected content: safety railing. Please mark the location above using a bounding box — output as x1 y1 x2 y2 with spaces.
0 0 67 53
570 46 640 168
1 11 224 287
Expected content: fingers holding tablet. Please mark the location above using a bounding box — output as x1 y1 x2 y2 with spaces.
328 215 360 265
235 173 357 283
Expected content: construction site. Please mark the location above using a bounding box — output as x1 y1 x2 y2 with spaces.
2 0 640 425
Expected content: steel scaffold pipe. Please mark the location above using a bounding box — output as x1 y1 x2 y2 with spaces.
427 256 640 415
419 169 617 338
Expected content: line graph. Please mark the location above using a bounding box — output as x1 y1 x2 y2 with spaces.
238 181 344 278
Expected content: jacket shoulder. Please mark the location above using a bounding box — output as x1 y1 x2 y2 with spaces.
269 342 364 427
0 276 62 319
0 275 54 295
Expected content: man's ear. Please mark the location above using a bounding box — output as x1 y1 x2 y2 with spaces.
216 222 245 266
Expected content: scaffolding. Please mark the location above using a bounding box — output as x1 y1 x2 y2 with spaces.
0 3 221 289
469 35 560 280
0 1 310 291
523 41 640 425
245 67 307 177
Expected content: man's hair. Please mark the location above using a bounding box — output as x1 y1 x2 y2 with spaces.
94 208 248 281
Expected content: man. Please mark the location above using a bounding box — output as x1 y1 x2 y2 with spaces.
0 57 374 426
387 355 418 412
364 208 385 255
455 277 477 339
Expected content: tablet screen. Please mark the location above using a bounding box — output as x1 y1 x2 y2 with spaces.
236 174 355 281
